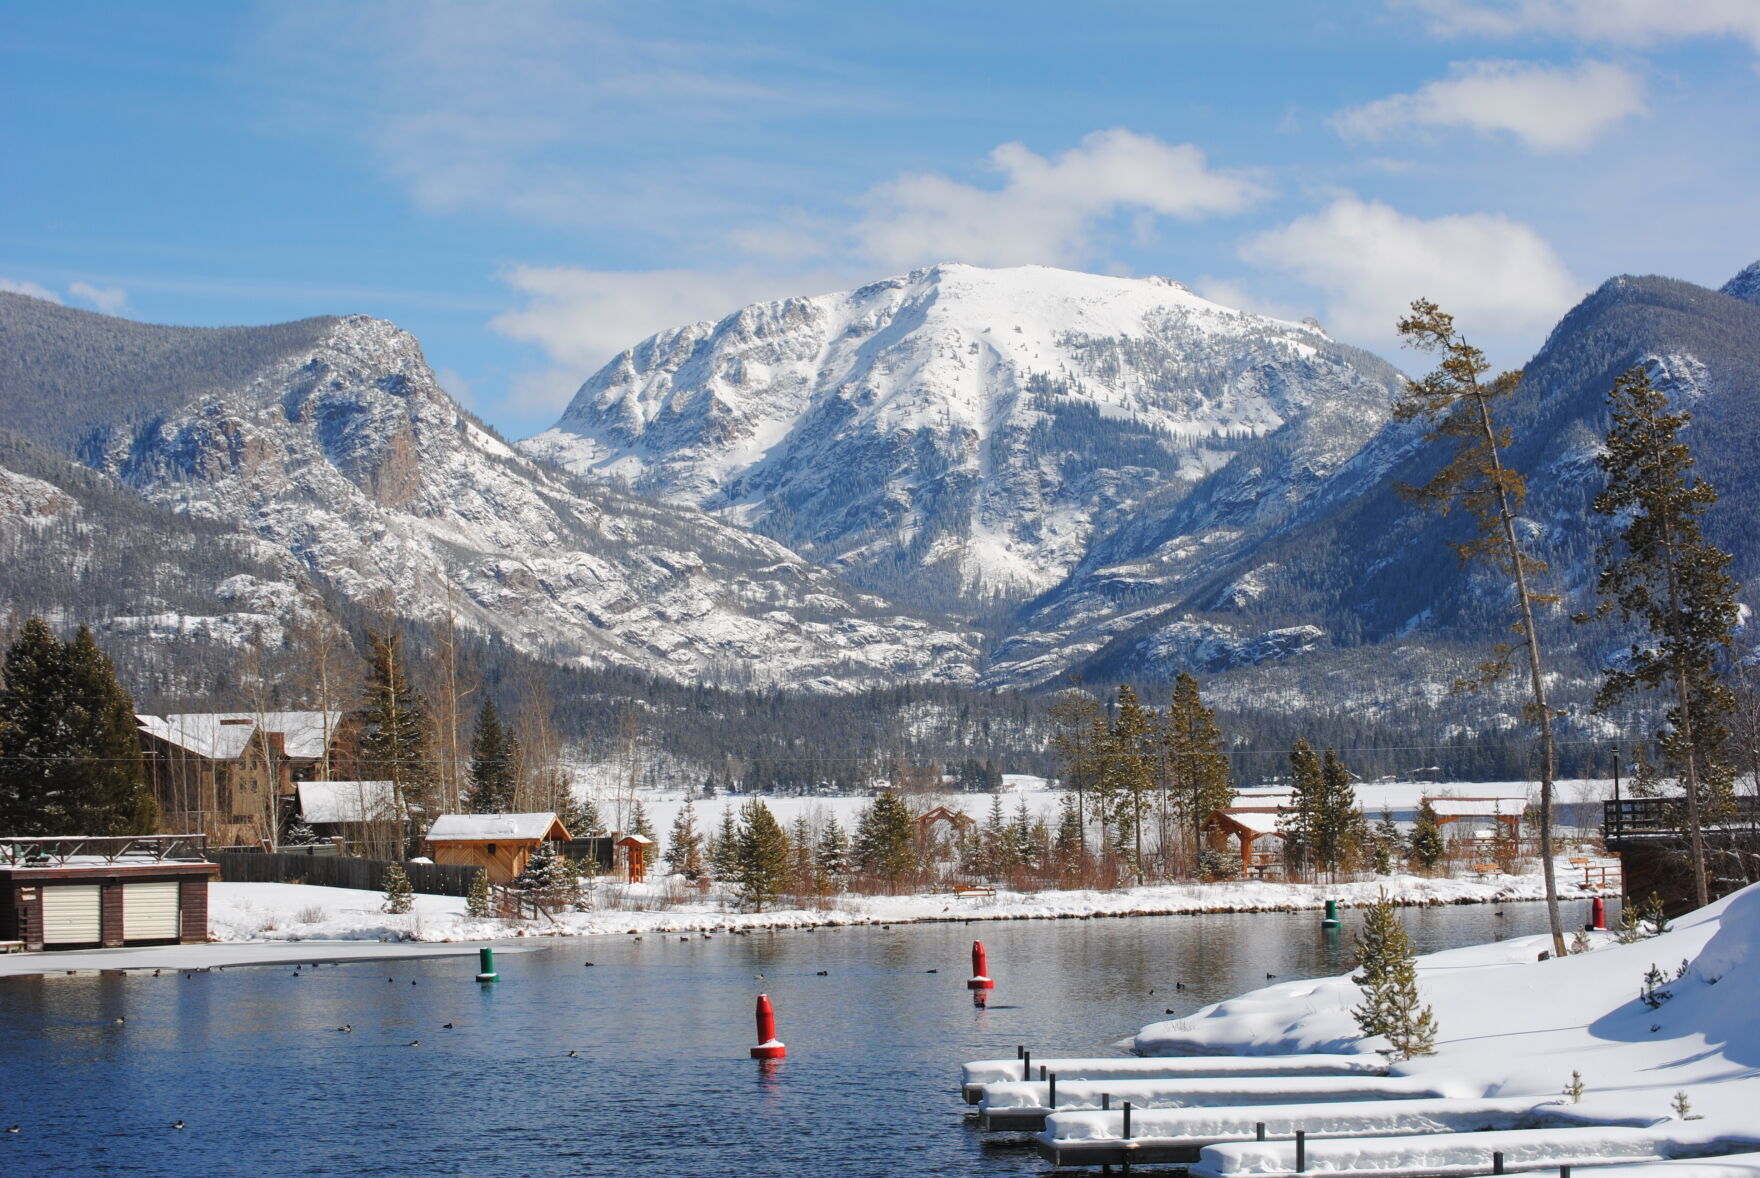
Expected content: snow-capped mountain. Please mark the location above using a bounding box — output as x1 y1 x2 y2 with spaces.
0 294 978 690
524 264 1406 614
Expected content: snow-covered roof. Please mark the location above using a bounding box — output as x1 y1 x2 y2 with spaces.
616 832 653 845
1426 796 1526 820
136 711 345 761
1207 807 1285 836
425 812 568 843
296 780 398 825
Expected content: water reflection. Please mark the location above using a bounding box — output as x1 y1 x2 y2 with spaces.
0 900 1578 1177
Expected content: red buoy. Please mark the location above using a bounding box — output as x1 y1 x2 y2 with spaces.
1590 896 1607 931
751 993 786 1059
967 940 995 990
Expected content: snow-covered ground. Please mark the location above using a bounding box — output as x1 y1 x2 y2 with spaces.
1110 882 1760 1170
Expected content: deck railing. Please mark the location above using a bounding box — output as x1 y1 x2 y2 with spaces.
0 833 209 866
1604 796 1760 840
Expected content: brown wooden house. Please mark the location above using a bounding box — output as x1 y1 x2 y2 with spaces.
137 712 353 848
424 813 572 884
1 835 216 952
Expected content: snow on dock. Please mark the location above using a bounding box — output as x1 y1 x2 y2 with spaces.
1188 1125 1739 1177
1034 1096 1661 1168
977 1074 1444 1132
960 1052 1386 1103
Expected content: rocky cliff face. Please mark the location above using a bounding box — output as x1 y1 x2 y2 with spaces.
1 300 978 690
526 264 1406 614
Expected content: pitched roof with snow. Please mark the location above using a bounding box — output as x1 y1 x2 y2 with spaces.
425 812 569 843
1204 807 1286 836
136 711 345 760
296 780 399 825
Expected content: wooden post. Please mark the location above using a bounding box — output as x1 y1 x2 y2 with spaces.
1295 1130 1305 1173
1102 1093 1110 1111
1493 1151 1505 1175
1122 1101 1131 1140
1048 1072 1056 1109
1023 1050 1031 1081
1256 1122 1265 1141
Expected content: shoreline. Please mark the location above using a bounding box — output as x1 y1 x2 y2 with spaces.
3 867 1590 977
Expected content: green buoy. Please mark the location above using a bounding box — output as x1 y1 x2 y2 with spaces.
476 946 498 983
1322 899 1341 929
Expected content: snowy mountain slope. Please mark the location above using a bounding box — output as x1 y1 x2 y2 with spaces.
1721 260 1760 304
1074 263 1760 696
0 297 979 690
525 264 1405 613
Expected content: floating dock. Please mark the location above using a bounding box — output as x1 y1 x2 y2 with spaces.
977 1073 1441 1132
960 1052 1386 1104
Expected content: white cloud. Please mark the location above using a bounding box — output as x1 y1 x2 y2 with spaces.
68 282 129 315
0 277 62 303
1408 0 1760 53
1239 195 1583 361
850 129 1265 269
488 265 857 418
1335 60 1645 153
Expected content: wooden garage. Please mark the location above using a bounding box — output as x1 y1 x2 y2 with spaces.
1 835 218 952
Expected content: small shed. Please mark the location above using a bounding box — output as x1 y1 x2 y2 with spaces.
1200 807 1286 877
0 835 217 952
616 833 653 884
424 813 572 885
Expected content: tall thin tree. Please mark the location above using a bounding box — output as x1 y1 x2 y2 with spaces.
1582 365 1741 909
1395 299 1566 957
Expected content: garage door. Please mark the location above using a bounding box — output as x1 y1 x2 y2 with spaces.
123 881 181 941
41 885 101 946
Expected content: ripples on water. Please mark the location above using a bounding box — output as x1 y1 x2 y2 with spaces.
0 901 1578 1175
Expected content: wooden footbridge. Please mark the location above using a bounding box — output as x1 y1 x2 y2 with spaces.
1603 798 1760 915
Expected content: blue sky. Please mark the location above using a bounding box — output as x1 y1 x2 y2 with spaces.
4 1 1757 436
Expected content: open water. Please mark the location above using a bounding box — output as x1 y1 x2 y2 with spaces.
0 900 1576 1175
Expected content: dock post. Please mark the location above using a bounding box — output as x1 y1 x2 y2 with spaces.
1256 1122 1265 1141
1016 1044 1024 1059
1122 1101 1131 1140
1560 1168 1571 1178
1048 1072 1056 1109
1102 1093 1110 1111
1493 1151 1505 1175
1295 1130 1305 1172
1023 1050 1032 1081
475 947 498 983
1040 1065 1047 1082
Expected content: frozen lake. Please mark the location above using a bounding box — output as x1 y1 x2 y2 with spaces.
0 901 1576 1175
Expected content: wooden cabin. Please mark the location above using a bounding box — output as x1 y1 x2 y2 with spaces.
1200 807 1286 877
424 813 572 884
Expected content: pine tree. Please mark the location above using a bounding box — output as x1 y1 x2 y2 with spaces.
1107 685 1156 883
1582 365 1742 910
382 862 415 914
0 619 156 836
734 799 790 910
1281 738 1325 876
1395 299 1567 957
360 630 437 826
1053 791 1086 883
1352 893 1437 1059
815 819 850 889
1371 809 1401 875
1409 798 1445 872
283 815 320 846
464 698 519 813
982 791 1012 877
1164 673 1234 865
789 814 818 895
465 869 493 918
711 809 742 880
569 792 605 836
628 799 656 840
854 790 917 890
516 841 580 910
1315 749 1365 880
665 799 706 881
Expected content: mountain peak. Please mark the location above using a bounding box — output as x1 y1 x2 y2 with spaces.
1720 260 1760 305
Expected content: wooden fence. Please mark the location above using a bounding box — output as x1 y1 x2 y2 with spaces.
211 851 481 897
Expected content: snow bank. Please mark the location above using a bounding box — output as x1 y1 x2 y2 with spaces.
1131 881 1760 1162
981 1075 1446 1113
